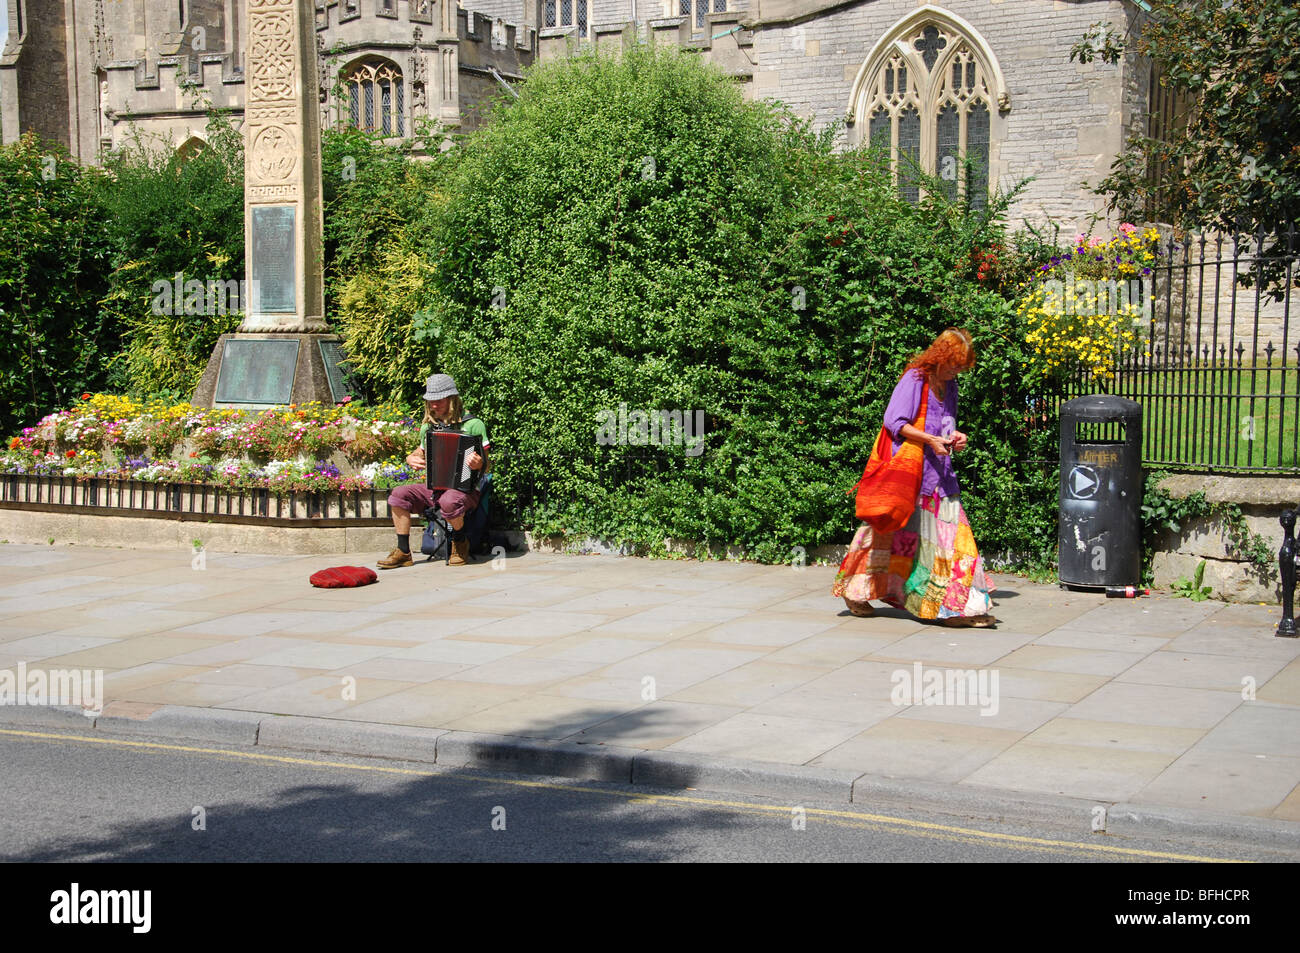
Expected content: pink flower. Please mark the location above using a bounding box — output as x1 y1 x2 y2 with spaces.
1119 222 1137 234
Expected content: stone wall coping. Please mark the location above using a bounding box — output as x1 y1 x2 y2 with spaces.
1157 474 1300 507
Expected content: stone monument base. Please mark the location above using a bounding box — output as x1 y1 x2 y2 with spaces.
191 332 351 409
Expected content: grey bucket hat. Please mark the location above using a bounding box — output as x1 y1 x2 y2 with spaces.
422 374 459 401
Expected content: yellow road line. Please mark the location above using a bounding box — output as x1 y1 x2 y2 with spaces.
0 727 1245 862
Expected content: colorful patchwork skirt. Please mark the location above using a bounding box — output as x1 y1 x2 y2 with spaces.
832 491 992 620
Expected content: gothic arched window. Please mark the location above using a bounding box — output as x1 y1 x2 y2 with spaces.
849 12 1006 209
344 58 404 137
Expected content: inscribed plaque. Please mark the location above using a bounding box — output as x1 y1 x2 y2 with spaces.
214 339 301 405
251 205 297 314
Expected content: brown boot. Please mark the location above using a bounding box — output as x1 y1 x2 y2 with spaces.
377 547 413 570
448 534 470 566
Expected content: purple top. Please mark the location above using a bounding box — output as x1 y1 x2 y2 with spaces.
883 368 961 499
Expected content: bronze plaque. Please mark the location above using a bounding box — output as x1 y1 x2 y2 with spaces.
250 205 296 314
319 340 354 403
215 339 300 405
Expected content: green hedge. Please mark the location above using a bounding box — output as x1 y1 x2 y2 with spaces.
388 45 1058 565
0 135 114 437
92 112 245 397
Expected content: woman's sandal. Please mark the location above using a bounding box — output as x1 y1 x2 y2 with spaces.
846 600 875 617
940 614 998 628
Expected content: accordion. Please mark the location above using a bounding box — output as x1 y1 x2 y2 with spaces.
424 428 483 492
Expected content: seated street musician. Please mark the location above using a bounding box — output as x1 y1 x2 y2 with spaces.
378 374 491 569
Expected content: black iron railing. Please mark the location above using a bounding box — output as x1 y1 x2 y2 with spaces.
1065 227 1299 473
0 473 392 524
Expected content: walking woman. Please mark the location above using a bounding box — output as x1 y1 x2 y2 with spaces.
832 328 997 627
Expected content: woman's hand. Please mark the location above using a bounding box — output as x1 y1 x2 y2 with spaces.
466 450 483 471
406 447 425 470
899 423 951 456
948 430 969 453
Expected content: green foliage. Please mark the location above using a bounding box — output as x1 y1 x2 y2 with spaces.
91 111 245 395
1171 559 1212 601
322 127 453 405
354 44 1060 564
1073 0 1299 265
0 134 115 438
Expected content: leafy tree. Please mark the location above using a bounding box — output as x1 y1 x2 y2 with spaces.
1073 0 1299 258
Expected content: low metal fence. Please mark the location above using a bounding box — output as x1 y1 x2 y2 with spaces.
1065 227 1298 473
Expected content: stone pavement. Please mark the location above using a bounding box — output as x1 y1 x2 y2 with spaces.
2 541 1300 833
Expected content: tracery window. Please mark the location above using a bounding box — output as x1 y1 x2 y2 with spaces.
543 0 591 37
854 19 999 208
344 59 404 137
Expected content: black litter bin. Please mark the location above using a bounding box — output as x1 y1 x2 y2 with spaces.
1059 395 1143 589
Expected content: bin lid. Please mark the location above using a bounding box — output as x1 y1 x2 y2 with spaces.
1061 394 1141 421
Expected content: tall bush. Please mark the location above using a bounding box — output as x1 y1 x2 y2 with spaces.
92 110 245 396
390 45 1057 565
322 126 451 405
0 134 114 437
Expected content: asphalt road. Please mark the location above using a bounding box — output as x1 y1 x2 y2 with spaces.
1 726 1292 865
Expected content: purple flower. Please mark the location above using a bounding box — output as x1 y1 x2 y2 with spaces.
1142 267 1151 275
1040 264 1051 272
314 462 341 479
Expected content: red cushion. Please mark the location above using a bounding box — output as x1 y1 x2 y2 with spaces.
310 566 379 589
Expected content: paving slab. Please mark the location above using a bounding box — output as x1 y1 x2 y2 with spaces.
810 718 1026 783
962 741 1181 802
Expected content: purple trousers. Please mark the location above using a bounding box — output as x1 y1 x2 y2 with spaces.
387 484 479 520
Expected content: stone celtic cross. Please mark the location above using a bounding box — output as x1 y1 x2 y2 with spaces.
242 0 326 333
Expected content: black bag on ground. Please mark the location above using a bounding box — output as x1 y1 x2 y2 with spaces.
420 512 450 560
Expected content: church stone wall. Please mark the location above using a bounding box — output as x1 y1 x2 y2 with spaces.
751 0 1140 236
2 0 534 162
3 0 1155 241
2 0 73 151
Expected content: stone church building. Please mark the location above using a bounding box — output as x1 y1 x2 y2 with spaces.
1 0 1168 232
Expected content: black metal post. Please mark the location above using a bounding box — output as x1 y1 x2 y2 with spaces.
1279 508 1297 637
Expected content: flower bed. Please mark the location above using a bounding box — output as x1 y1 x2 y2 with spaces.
2 394 423 494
